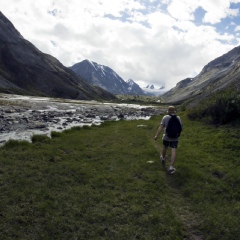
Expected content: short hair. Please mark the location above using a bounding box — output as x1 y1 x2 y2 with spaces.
168 106 175 114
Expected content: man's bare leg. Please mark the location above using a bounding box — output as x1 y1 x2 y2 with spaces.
170 148 177 168
161 145 167 159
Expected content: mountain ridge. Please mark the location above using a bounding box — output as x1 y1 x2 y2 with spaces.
70 60 148 96
161 46 240 104
0 11 115 100
1 11 239 104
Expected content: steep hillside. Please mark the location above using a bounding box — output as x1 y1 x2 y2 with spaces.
0 12 115 100
162 46 240 103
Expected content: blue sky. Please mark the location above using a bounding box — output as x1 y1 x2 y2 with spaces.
1 0 240 90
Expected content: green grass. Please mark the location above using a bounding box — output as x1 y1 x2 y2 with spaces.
115 94 163 105
0 114 240 239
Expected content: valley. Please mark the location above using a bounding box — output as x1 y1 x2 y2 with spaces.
1 5 240 240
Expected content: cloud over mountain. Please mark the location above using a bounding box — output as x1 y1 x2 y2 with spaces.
0 0 240 90
0 12 115 100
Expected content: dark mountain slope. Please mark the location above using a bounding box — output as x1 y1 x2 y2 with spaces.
162 46 240 103
70 60 146 95
0 12 115 100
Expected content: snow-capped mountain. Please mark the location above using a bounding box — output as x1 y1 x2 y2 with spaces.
142 84 166 96
146 84 155 89
70 60 146 95
126 79 149 95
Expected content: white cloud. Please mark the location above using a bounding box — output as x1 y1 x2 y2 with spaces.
201 0 239 24
0 0 239 90
167 0 199 21
147 11 176 29
167 0 240 24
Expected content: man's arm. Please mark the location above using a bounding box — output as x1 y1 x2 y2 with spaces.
154 124 164 140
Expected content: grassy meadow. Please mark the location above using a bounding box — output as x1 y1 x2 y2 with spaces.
0 111 240 239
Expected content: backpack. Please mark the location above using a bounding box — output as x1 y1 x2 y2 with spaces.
166 115 182 138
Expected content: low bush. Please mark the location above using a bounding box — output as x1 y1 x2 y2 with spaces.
31 134 51 143
187 88 240 124
3 139 31 148
51 131 62 138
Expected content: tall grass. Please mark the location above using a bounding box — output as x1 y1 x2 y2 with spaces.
0 114 240 239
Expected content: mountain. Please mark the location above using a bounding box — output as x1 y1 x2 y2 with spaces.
0 12 115 100
146 84 155 89
126 79 148 95
70 60 146 95
142 84 166 96
162 46 240 103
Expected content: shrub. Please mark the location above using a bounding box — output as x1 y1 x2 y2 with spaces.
51 131 62 138
82 125 91 130
3 139 31 148
31 134 51 143
187 89 240 124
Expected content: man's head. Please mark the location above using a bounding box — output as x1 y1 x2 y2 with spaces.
167 106 176 114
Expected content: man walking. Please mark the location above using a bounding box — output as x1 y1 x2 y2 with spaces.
154 106 182 174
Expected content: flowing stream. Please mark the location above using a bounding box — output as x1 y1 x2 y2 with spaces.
0 94 163 145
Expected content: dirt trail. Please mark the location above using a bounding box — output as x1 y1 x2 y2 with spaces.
152 139 204 239
165 176 204 240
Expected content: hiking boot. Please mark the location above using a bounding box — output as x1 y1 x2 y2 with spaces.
160 155 165 164
168 168 175 174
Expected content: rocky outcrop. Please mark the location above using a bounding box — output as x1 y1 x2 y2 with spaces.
0 12 115 101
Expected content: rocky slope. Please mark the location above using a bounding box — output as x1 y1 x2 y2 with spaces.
162 46 240 103
0 12 115 100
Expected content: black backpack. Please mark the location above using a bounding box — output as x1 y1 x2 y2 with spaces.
166 115 182 138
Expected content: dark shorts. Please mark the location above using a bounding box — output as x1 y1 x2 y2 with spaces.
163 140 178 148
